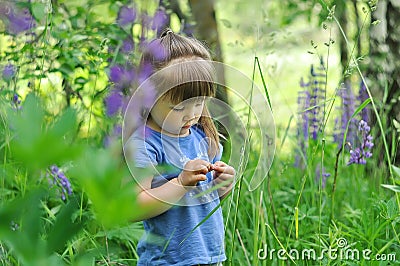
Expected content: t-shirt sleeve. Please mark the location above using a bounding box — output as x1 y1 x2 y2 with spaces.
124 136 158 168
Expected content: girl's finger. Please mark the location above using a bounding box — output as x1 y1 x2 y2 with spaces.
212 165 226 172
215 173 234 181
197 164 211 174
194 174 207 182
213 166 235 176
214 161 226 166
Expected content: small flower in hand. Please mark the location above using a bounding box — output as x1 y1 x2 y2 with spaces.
211 161 235 199
178 159 211 189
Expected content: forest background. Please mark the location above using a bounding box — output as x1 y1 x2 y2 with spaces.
0 0 400 265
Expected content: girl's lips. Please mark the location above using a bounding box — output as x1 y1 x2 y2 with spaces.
182 125 191 129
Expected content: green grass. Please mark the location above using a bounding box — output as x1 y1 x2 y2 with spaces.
1 1 399 265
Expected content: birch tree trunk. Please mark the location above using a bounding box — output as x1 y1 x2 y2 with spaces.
368 0 400 163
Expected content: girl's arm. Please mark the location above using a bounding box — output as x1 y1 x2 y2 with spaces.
132 177 186 222
132 159 211 222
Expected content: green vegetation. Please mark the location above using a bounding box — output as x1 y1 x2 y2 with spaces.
0 0 399 265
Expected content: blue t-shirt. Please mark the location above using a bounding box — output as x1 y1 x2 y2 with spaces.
125 125 226 265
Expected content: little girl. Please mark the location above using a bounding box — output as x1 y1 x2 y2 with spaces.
124 29 235 265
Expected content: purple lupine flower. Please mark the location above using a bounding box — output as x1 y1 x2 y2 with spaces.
348 120 374 165
151 9 168 31
122 78 156 135
49 165 73 201
138 62 154 83
333 117 340 143
334 81 357 146
11 93 22 110
182 22 195 36
295 79 311 167
12 93 21 105
315 165 331 189
105 89 123 117
103 124 123 147
117 6 136 27
308 66 326 140
2 64 16 80
108 65 136 91
295 59 327 167
109 66 124 83
0 3 35 35
141 40 167 61
140 12 153 31
348 147 366 165
310 64 326 77
122 79 156 121
141 81 156 110
121 36 134 53
114 124 122 136
8 7 35 34
298 90 310 140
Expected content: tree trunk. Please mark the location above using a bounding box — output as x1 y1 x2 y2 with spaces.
368 0 400 164
188 0 228 104
158 0 228 104
336 0 349 78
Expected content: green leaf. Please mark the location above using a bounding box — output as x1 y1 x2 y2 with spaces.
31 3 47 21
8 94 82 172
342 98 371 148
256 57 273 113
393 165 400 177
46 196 85 254
387 197 398 219
70 34 88 42
381 184 400 193
49 108 77 138
220 19 232 28
351 98 371 119
75 77 88 85
393 119 400 133
9 94 44 144
70 147 145 228
0 189 46 262
59 64 74 76
97 223 144 242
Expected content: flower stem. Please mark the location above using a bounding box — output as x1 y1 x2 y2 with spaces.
330 143 349 221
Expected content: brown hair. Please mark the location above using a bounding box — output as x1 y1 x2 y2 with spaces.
140 29 220 158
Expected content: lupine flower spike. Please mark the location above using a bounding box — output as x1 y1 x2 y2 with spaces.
12 93 21 110
2 64 16 81
105 89 123 117
0 3 35 35
117 6 136 27
49 165 73 200
315 165 331 189
348 120 374 165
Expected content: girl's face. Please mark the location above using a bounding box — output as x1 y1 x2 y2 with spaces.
149 96 205 136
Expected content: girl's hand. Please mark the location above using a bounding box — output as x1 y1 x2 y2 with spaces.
211 161 235 198
177 159 212 188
